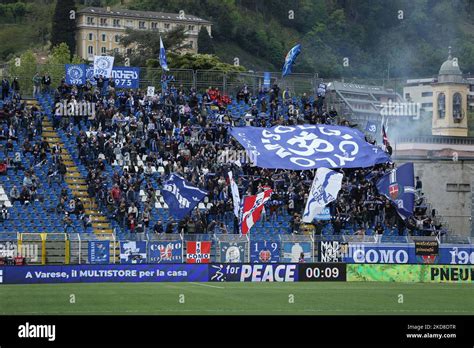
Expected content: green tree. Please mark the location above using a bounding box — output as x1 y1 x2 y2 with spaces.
197 26 215 54
51 0 76 57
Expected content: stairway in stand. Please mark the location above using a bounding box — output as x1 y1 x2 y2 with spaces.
41 117 114 239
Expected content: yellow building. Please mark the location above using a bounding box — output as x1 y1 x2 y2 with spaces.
75 6 212 61
432 49 469 137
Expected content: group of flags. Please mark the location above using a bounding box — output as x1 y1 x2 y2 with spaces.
162 161 415 235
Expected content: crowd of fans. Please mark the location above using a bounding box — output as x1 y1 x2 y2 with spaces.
0 72 445 238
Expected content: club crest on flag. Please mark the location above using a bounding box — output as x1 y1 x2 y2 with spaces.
389 183 399 199
259 249 272 262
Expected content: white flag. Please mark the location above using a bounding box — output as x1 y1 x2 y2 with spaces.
302 168 343 223
93 55 115 78
228 171 241 219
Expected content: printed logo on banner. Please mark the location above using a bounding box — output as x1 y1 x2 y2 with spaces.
209 264 298 282
250 241 280 263
94 55 114 77
220 242 246 263
186 241 211 264
65 64 85 85
282 242 312 263
148 241 182 263
89 241 110 264
86 66 96 86
319 241 348 262
147 86 155 96
120 241 147 264
111 67 140 88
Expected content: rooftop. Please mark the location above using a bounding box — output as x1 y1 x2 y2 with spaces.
77 7 212 24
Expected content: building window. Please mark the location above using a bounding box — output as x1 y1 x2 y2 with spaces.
437 93 445 118
189 40 193 48
453 92 463 122
446 183 471 192
151 22 158 30
188 25 195 31
101 47 106 54
164 23 170 29
114 48 119 54
126 48 132 55
113 19 120 27
139 21 146 29
88 46 93 55
100 18 107 26
87 17 94 25
114 34 120 43
421 103 433 108
88 33 93 41
421 92 433 97
102 34 106 42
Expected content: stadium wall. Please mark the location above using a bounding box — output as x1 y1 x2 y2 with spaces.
399 160 474 236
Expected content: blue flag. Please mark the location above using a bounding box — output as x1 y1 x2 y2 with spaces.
366 121 377 133
282 44 301 77
376 163 416 219
159 36 169 71
230 124 390 170
162 173 207 220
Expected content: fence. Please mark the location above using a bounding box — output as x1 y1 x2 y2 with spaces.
1 61 418 103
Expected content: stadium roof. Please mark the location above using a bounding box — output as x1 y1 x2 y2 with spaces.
78 7 212 24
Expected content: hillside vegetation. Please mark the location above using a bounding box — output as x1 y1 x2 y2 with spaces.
1 0 474 79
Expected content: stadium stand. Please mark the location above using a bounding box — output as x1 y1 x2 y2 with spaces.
0 75 449 245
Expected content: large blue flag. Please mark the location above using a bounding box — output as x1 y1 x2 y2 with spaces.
230 124 390 170
162 173 207 220
159 36 170 71
376 163 416 219
282 44 301 77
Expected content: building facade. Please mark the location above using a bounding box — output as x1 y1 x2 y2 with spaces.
75 7 212 61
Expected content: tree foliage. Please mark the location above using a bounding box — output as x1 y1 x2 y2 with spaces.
197 26 214 54
51 0 76 56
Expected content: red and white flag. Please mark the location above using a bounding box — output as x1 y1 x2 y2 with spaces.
186 241 211 263
241 188 273 234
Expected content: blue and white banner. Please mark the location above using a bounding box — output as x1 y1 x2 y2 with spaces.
263 72 271 89
162 173 208 220
65 64 86 85
230 125 390 170
343 244 415 264
120 241 147 264
219 242 247 263
250 240 280 263
0 264 208 284
302 168 342 223
228 171 241 219
282 43 301 77
111 66 140 88
438 246 474 265
88 241 110 264
209 263 298 282
315 207 331 220
377 163 415 219
93 55 115 77
148 241 183 263
281 242 312 262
